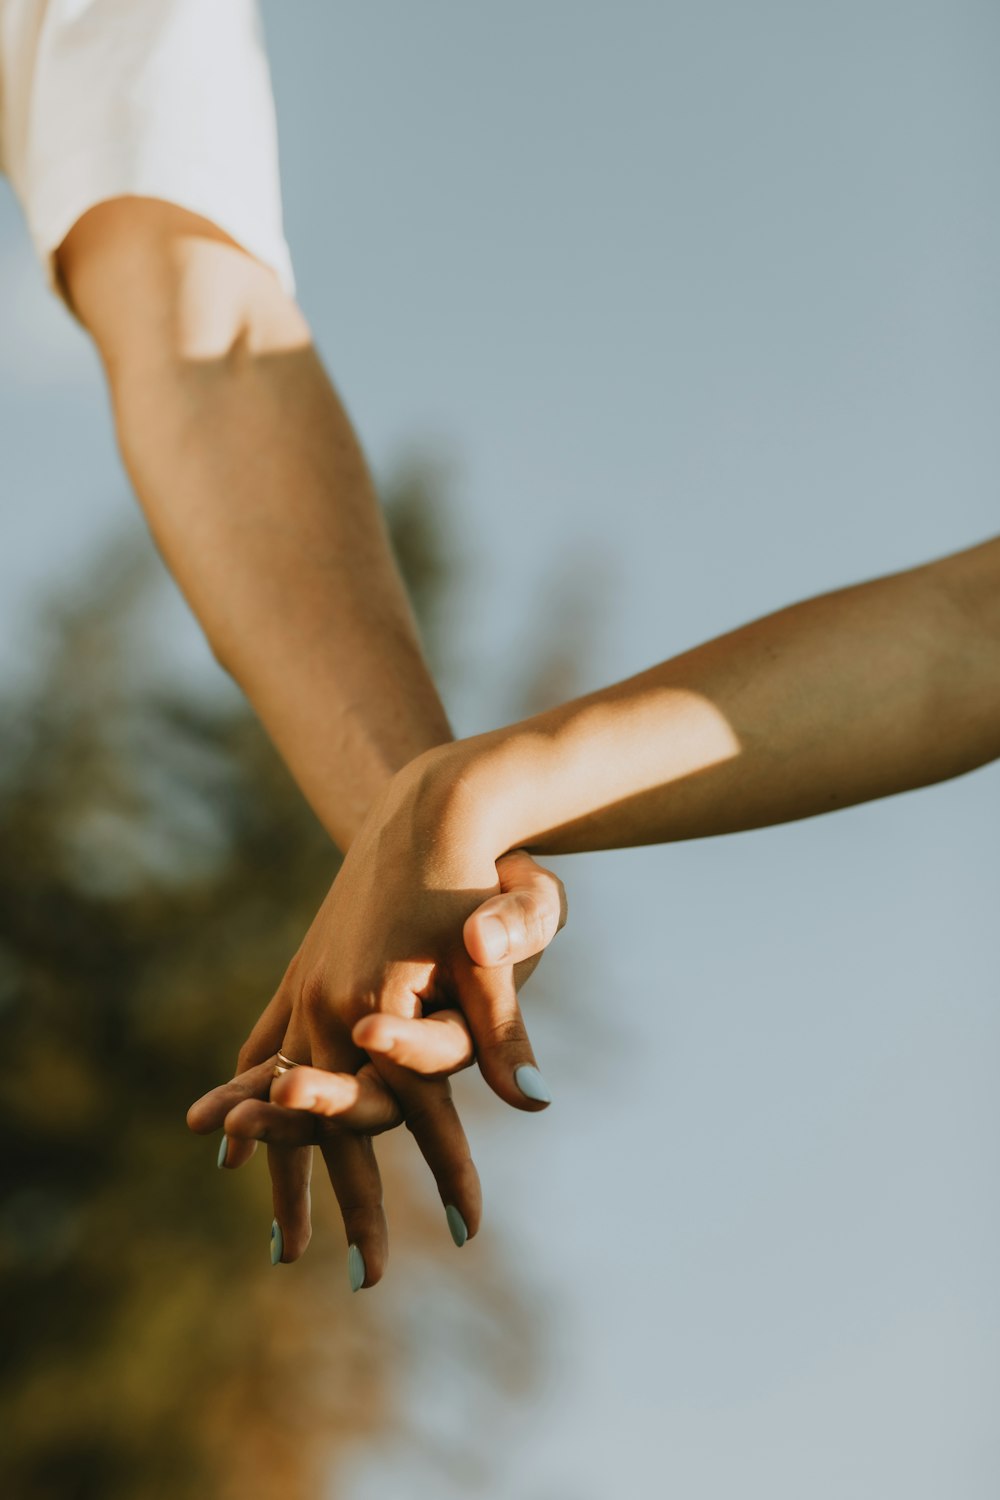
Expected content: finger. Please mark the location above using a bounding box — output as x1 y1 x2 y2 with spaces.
345 973 482 1246
235 983 294 1072
372 1055 482 1248
464 849 567 969
454 953 552 1112
267 1138 313 1263
307 1022 389 1290
317 1133 388 1290
187 985 294 1168
351 1009 475 1076
261 1015 320 1264
216 1131 257 1171
225 1098 322 1146
187 1056 280 1132
267 1065 405 1133
225 1089 401 1149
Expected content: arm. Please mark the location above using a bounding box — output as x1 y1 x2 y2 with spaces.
431 534 1000 857
56 198 564 1282
57 198 448 846
254 534 998 1129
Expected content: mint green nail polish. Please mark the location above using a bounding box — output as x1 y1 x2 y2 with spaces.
348 1243 365 1292
515 1064 552 1104
445 1205 468 1248
270 1219 283 1266
216 1135 228 1169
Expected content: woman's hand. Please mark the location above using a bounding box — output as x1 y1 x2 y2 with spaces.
187 758 565 1288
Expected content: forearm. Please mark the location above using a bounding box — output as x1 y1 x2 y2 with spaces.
59 204 451 851
441 537 1000 855
111 344 452 849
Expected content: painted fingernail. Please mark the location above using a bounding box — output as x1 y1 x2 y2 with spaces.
216 1135 228 1169
479 914 509 963
445 1205 468 1248
348 1243 366 1292
515 1064 552 1104
270 1219 284 1266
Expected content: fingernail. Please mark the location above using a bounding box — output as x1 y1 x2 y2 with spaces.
348 1243 366 1292
479 914 509 963
216 1135 228 1169
270 1219 284 1266
445 1205 468 1248
515 1064 552 1104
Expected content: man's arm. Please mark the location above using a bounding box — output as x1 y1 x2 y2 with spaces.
55 197 563 1282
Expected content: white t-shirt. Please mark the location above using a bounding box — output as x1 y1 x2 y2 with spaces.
0 0 295 307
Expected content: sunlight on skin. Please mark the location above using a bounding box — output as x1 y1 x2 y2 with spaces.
460 685 744 867
423 539 1000 865
172 234 312 360
543 687 743 802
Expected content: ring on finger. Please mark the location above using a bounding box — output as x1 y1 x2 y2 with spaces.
272 1050 304 1078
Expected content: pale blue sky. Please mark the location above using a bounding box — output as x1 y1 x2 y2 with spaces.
1 2 998 1496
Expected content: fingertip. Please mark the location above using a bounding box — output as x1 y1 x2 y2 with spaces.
440 1156 482 1246
445 1204 469 1247
465 880 561 968
277 1222 312 1264
473 1050 553 1113
222 1099 253 1137
351 1013 395 1054
269 1218 313 1266
349 1231 387 1290
463 908 510 968
220 1134 257 1168
514 1063 553 1106
221 1104 270 1160
348 1242 366 1291
269 1069 318 1111
186 1097 216 1134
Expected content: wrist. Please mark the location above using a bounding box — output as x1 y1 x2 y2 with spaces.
354 739 499 895
405 731 546 860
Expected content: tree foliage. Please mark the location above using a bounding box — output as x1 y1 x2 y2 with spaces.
0 467 531 1499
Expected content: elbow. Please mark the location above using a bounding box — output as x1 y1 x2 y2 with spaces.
56 196 312 382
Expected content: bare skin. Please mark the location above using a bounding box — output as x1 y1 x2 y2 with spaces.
444 534 1000 856
250 536 1000 1130
55 197 566 1284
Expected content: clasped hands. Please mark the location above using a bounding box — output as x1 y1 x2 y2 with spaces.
187 745 564 1289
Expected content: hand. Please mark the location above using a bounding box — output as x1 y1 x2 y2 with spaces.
187 791 566 1287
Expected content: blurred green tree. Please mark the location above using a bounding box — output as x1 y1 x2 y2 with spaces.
0 464 539 1500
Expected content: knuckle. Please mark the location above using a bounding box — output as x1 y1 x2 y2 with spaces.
480 1015 527 1049
283 946 305 980
402 1105 430 1138
338 1202 384 1237
404 1086 452 1128
297 966 330 1021
402 1087 454 1132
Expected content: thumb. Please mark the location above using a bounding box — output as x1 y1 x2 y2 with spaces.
463 849 567 969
